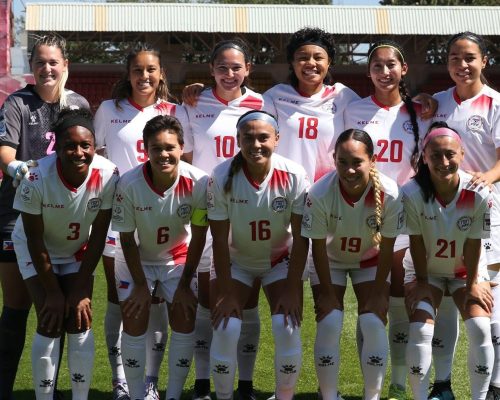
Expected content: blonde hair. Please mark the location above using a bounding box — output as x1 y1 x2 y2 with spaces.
369 164 382 246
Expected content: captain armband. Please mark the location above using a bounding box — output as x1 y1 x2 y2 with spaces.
191 208 208 227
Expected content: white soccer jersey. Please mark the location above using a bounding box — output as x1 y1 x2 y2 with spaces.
112 161 208 265
263 83 360 182
12 154 119 264
432 85 500 176
95 98 190 174
207 153 309 271
344 96 431 186
301 171 403 269
403 170 491 278
183 87 264 174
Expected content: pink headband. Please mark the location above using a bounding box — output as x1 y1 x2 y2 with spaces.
422 127 462 149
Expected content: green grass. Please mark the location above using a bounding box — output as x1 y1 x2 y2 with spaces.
3 266 471 399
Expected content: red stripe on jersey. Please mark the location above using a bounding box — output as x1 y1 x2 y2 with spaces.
155 102 176 115
74 242 88 261
242 164 261 189
128 97 145 111
371 95 390 111
269 168 290 191
57 158 77 193
142 163 164 197
456 189 475 209
472 94 493 112
239 96 263 110
271 249 289 267
212 89 229 106
360 253 378 269
169 242 188 265
364 188 385 208
321 86 336 99
175 175 194 197
86 169 103 193
454 265 467 279
453 88 462 105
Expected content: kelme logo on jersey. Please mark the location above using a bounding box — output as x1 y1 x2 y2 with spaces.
272 196 288 213
87 198 102 211
20 184 33 203
467 115 483 132
112 205 124 222
177 204 192 219
403 120 414 134
366 215 377 229
456 216 472 231
28 112 38 126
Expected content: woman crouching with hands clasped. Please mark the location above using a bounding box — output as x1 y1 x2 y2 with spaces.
300 129 402 400
403 123 494 400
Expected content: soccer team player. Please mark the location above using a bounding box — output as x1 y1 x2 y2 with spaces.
0 27 499 400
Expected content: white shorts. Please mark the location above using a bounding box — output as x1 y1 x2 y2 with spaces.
115 260 197 303
198 232 213 274
309 265 387 287
19 261 81 280
102 226 117 258
394 234 409 253
403 251 489 294
210 258 289 288
484 224 500 266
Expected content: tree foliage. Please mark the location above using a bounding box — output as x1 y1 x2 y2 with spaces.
379 0 500 5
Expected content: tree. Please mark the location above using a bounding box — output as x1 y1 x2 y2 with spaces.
379 0 500 5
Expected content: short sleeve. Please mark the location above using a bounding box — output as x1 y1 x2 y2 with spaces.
100 168 119 210
111 180 136 232
301 191 328 239
380 190 404 238
291 171 310 215
403 191 422 235
261 92 278 118
94 102 108 150
13 173 43 215
469 192 492 240
181 105 194 153
0 97 22 148
207 173 228 221
191 174 208 227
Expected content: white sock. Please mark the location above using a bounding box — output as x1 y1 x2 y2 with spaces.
194 305 213 380
145 301 168 380
31 334 60 400
315 309 343 400
67 330 94 400
104 301 125 382
237 307 260 382
406 322 434 400
166 330 195 400
121 332 146 400
272 314 301 400
210 317 241 399
388 296 409 389
465 317 494 400
490 270 500 387
433 296 459 382
359 313 388 400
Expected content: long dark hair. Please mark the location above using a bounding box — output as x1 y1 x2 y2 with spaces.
210 39 252 89
447 31 489 85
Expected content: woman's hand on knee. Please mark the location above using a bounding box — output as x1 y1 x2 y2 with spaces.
465 281 494 313
39 289 65 334
122 283 152 320
212 291 241 330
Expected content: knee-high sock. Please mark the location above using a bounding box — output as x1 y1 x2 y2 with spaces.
315 309 343 400
67 330 94 400
433 296 459 382
272 315 301 400
388 297 409 389
104 301 125 382
195 305 213 381
237 307 260 382
32 333 60 400
121 332 146 400
166 330 195 400
490 270 500 388
0 306 29 399
465 317 494 400
406 322 434 400
210 317 241 400
359 313 388 400
145 302 168 380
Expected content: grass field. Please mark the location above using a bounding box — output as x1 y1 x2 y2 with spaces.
2 265 472 400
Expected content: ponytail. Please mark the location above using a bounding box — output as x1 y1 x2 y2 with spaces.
224 152 244 193
369 164 382 246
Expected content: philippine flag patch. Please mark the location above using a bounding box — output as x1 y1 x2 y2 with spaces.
119 280 130 289
2 240 14 251
106 236 116 246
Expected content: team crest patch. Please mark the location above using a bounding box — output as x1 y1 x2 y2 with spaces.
112 205 124 223
207 192 215 209
403 120 414 134
366 214 378 229
457 216 472 231
87 198 102 211
19 184 33 203
272 196 288 213
177 204 192 219
467 115 483 132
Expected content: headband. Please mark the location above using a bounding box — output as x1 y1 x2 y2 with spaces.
236 112 279 133
422 127 462 149
368 45 405 64
56 116 95 136
211 43 246 61
290 39 331 58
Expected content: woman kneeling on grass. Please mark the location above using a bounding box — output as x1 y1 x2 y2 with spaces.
207 110 309 400
12 108 119 400
112 115 209 400
403 123 494 400
298 129 402 400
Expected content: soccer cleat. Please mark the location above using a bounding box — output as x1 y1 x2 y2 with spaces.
428 380 455 400
144 380 160 400
112 381 130 400
388 383 408 400
192 379 211 400
486 385 500 400
53 389 65 400
317 389 344 400
237 381 256 400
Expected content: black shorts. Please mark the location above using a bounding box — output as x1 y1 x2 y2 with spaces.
0 213 18 263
